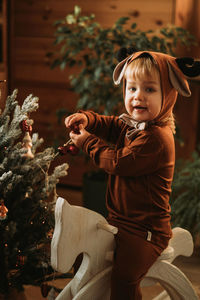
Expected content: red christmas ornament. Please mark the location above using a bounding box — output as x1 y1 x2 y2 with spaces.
16 255 26 266
58 121 81 156
21 120 32 133
58 142 79 156
0 200 8 220
58 145 68 155
67 144 80 155
41 282 51 297
47 229 53 239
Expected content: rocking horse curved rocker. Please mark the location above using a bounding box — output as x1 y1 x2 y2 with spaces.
51 197 198 300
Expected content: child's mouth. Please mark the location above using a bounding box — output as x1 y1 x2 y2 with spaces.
133 106 147 111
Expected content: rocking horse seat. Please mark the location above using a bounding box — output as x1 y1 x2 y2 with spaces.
157 245 174 261
156 225 194 263
51 197 198 300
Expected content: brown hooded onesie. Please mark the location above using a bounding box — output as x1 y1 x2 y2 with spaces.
80 51 192 299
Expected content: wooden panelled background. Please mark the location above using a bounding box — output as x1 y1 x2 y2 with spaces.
174 0 200 158
5 0 200 187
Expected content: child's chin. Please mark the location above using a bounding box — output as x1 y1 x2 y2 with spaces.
132 112 150 122
132 115 146 122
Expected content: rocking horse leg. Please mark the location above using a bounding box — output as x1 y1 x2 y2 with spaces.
152 290 170 300
145 260 198 300
55 280 73 300
54 256 112 300
152 281 182 300
73 266 112 300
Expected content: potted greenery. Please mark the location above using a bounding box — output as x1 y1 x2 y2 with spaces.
50 5 195 216
171 150 200 241
51 5 194 114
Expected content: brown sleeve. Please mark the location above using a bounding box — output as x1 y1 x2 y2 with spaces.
82 131 168 177
80 110 126 144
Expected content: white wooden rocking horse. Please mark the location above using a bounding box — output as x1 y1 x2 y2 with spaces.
51 197 199 300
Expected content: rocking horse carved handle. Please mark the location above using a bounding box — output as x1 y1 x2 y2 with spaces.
97 221 118 234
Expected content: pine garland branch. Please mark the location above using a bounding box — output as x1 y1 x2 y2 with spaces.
43 163 69 197
0 145 24 177
31 133 44 154
0 90 18 127
0 90 39 149
3 173 23 197
21 94 39 114
0 171 13 185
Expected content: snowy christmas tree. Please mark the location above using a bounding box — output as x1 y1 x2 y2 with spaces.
0 89 69 297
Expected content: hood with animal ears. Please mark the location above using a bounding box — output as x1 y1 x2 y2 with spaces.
113 50 199 124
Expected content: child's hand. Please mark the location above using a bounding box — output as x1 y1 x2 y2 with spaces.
65 113 88 130
69 124 90 148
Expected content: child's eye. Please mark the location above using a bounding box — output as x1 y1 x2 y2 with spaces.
146 87 155 92
129 87 136 92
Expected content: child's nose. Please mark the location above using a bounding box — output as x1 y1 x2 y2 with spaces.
134 89 143 100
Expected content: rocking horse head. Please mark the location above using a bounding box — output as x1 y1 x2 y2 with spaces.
51 197 116 275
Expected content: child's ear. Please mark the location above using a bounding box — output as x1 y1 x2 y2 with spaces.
167 61 191 97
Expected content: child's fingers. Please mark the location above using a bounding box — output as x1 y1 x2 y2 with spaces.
65 113 88 131
79 124 84 132
69 130 75 139
69 124 90 148
64 115 73 128
65 115 78 128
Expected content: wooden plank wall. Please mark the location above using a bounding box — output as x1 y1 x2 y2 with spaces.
174 0 200 158
8 0 178 186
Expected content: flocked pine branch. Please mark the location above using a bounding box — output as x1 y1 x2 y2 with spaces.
31 133 44 154
0 90 39 149
0 89 18 127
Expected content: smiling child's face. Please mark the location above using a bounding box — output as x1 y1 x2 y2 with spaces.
124 62 162 122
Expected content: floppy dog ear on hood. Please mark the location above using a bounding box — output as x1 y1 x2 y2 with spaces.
167 60 191 97
168 57 200 96
113 49 200 98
